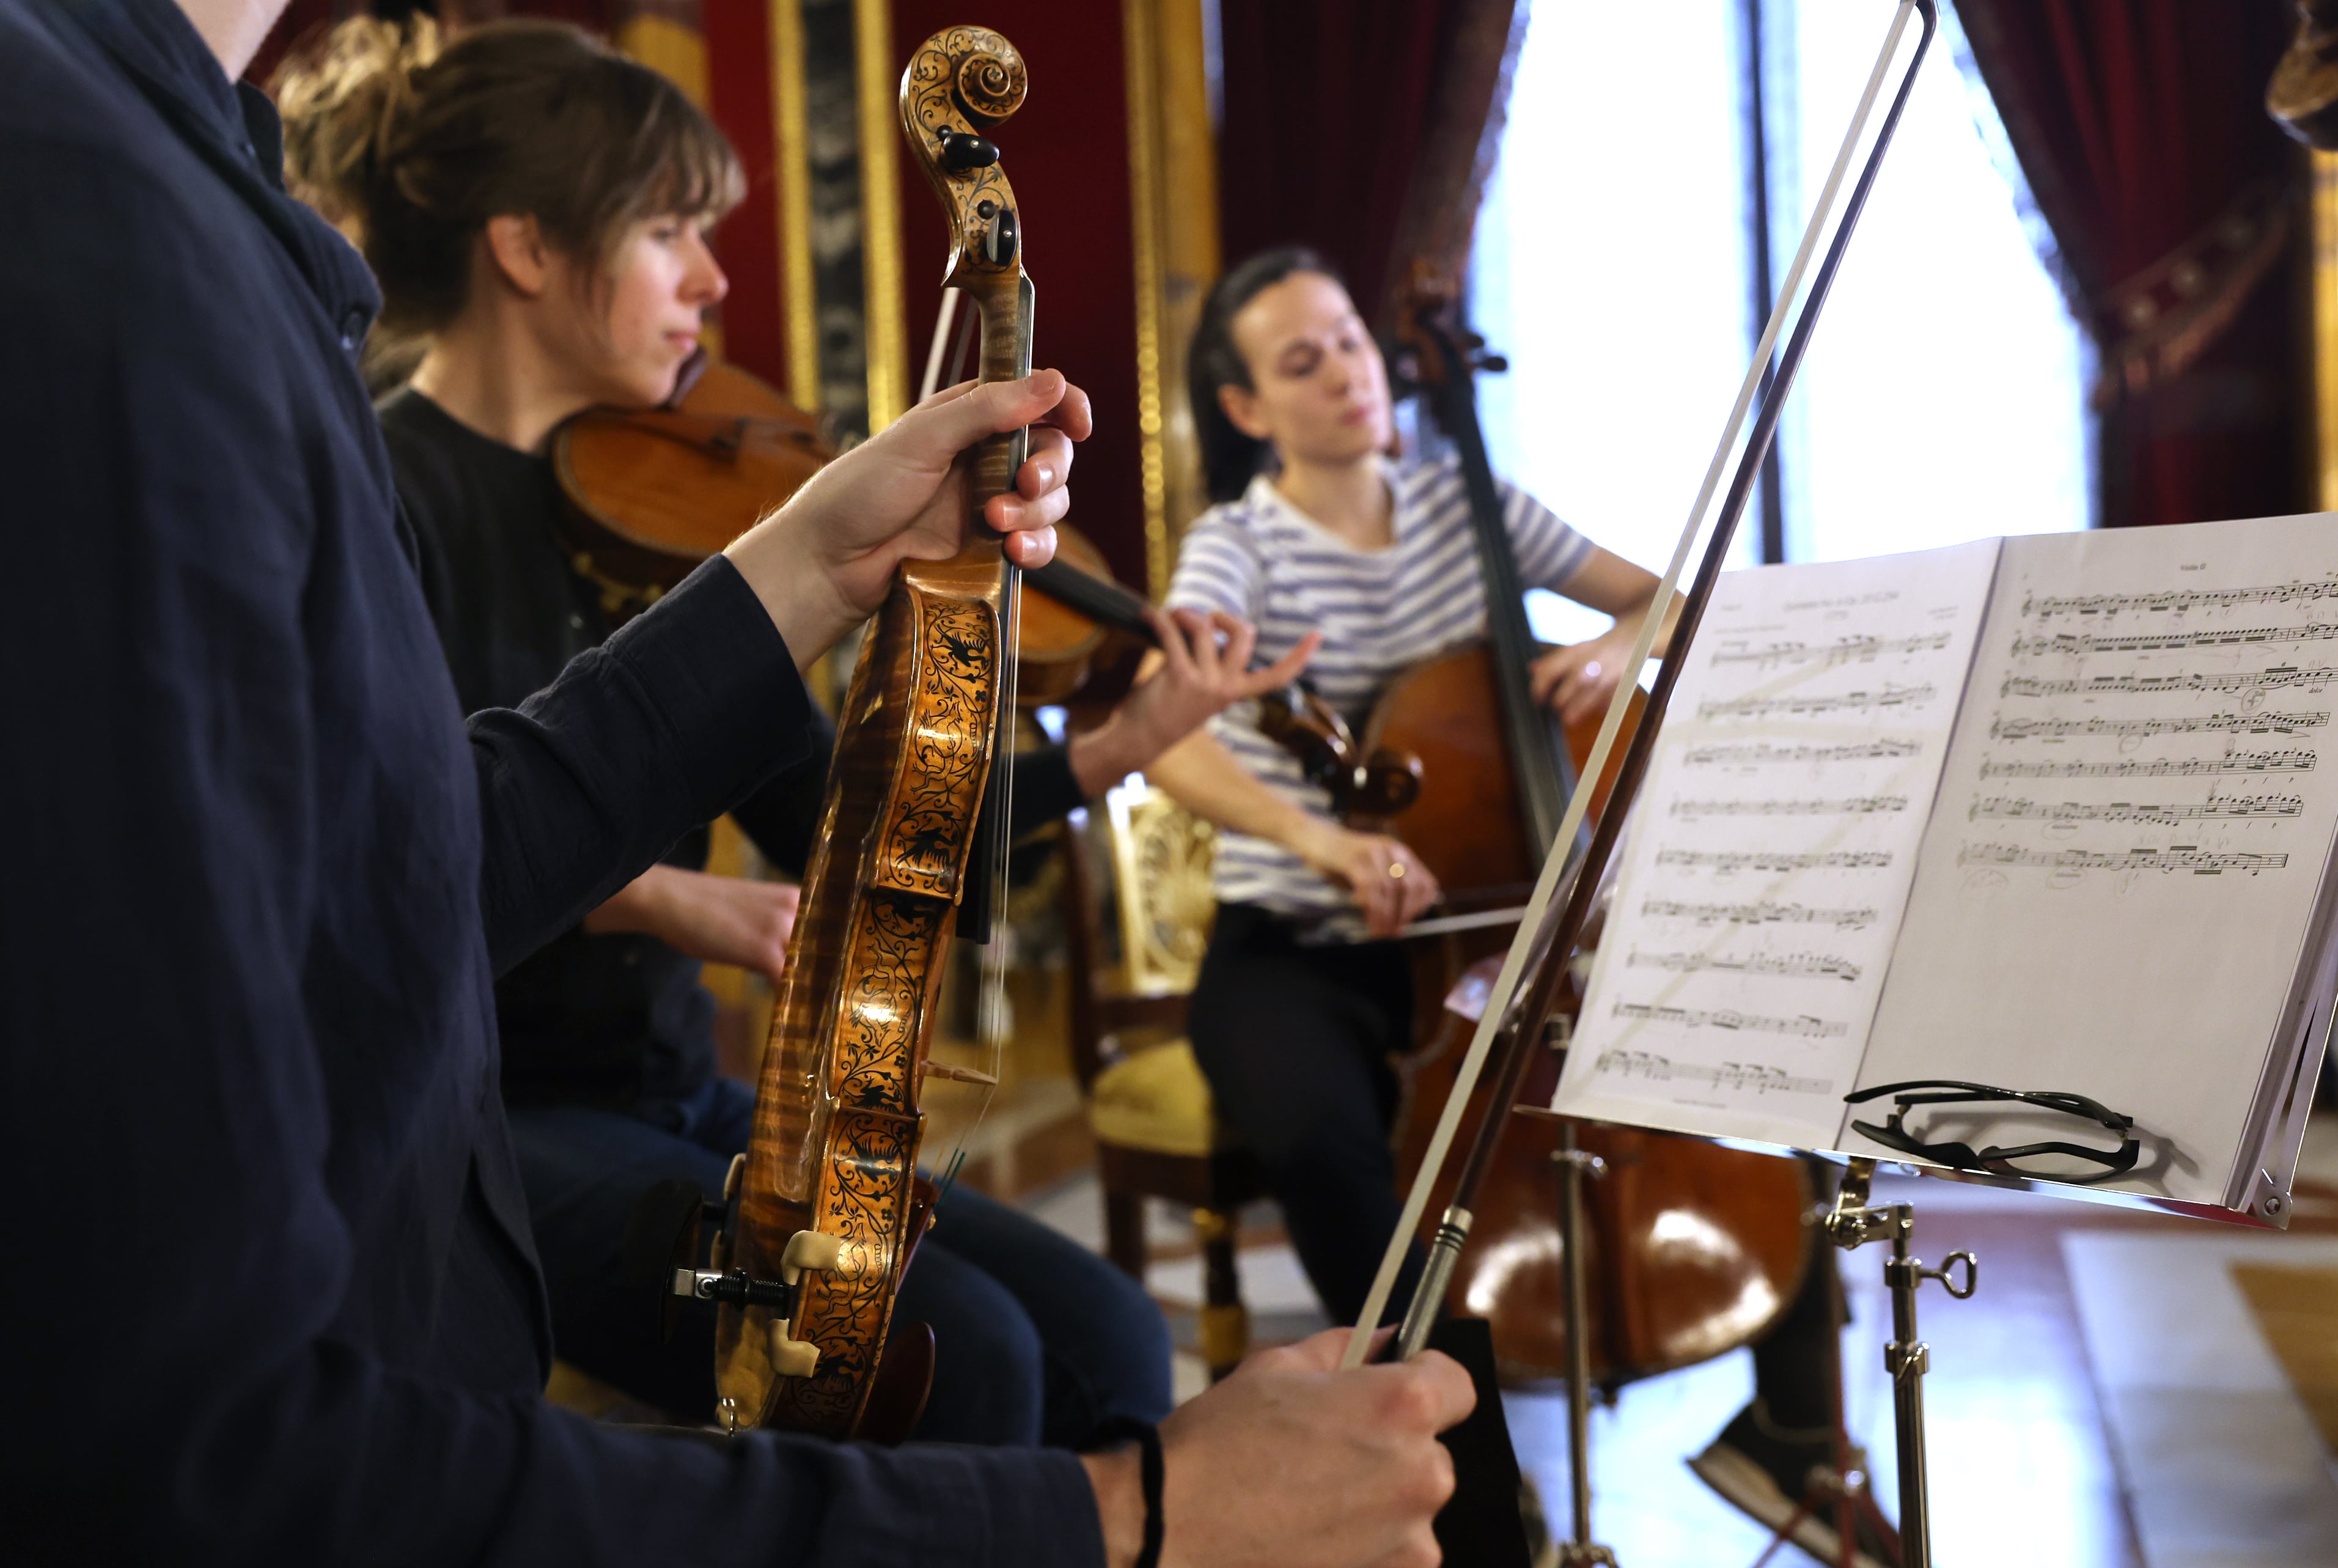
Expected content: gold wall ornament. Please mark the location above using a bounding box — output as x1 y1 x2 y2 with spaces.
770 0 820 411
855 0 908 430
2271 3 2338 508
2315 152 2338 512
615 12 711 108
1121 0 1222 597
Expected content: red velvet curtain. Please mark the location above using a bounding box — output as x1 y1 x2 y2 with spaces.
1216 0 1520 323
1958 0 2305 529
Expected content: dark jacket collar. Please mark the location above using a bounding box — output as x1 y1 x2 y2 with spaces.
54 0 382 344
56 0 248 157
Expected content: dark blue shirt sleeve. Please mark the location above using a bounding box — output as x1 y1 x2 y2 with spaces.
468 556 817 973
0 34 1105 1564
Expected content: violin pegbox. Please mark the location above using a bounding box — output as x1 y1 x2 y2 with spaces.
900 27 1027 290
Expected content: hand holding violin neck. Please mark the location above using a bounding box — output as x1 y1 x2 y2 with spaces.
718 372 1076 664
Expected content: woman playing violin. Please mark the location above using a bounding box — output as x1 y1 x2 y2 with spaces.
271 17 1311 1447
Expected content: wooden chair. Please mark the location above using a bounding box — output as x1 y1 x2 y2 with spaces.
1058 781 1263 1382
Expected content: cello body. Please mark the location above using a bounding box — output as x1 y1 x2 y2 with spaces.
1367 278 1812 1389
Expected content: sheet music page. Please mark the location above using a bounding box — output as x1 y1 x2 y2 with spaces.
1552 540 2001 1147
1854 514 2338 1204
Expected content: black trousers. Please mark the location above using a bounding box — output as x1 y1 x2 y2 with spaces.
1188 902 1425 1327
1191 903 1840 1418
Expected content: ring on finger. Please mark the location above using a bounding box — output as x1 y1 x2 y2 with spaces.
1388 861 1406 880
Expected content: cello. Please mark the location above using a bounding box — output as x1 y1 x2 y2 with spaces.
1366 271 1811 1388
696 23 1040 1438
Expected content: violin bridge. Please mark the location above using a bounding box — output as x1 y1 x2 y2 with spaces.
917 1060 999 1088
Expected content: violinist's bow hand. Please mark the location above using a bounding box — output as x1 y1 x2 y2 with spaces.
1081 1327 1473 1568
724 370 1093 667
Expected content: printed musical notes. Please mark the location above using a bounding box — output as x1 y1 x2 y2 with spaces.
2010 621 2338 658
1710 632 1953 669
2001 665 2338 698
1990 710 2329 740
1608 1002 1849 1037
1653 848 1895 872
1592 1050 1833 1098
1858 515 2338 1206
1699 682 1935 720
1953 843 2290 875
1671 795 1910 819
1627 948 1864 982
1639 897 1882 930
1555 540 2001 1150
1968 793 2304 826
1978 749 2317 779
2023 575 2338 620
1549 518 2338 1210
1683 739 1926 768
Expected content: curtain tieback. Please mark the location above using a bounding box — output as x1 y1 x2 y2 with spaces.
2094 174 2296 407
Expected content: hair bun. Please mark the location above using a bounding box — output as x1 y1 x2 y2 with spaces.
272 15 444 241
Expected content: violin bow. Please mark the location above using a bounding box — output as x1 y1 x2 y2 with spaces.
1345 0 1938 1368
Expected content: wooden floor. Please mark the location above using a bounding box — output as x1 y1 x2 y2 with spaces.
1027 1120 2338 1568
1487 1174 2165 1567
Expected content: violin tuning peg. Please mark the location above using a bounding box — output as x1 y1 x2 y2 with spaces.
1479 355 1510 375
939 130 1001 173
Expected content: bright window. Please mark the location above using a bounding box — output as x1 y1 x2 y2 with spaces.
1472 0 1758 648
1770 0 2092 562
1473 0 2089 648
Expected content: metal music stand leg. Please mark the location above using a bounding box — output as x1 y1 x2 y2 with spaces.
1553 1119 1619 1566
1820 1160 1978 1568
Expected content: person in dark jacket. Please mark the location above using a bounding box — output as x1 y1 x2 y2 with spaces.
269 14 1317 1446
0 0 1473 1562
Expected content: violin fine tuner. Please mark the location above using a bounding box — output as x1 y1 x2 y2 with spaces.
674 1228 849 1382
672 1265 795 1312
668 1232 844 1306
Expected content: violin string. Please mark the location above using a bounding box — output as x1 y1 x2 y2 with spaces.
975 574 1021 1079
1338 0 1925 1370
920 289 961 402
931 1146 969 1215
933 294 1016 1207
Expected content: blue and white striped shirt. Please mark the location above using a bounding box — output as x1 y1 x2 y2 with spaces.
1166 458 1594 932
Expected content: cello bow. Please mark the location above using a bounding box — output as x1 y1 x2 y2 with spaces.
1348 0 1938 1366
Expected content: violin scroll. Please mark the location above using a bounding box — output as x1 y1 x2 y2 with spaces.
899 28 1032 513
902 29 1027 288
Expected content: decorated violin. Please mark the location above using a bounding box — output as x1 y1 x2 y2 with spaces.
698 23 1038 1438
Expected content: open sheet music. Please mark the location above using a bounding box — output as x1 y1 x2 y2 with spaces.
1553 514 2338 1215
